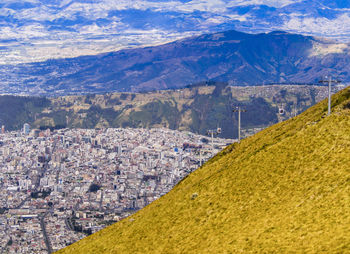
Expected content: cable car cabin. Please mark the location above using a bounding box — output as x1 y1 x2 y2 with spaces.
279 107 285 115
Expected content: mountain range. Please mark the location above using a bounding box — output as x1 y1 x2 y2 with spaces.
56 84 350 253
2 0 350 65
1 29 350 96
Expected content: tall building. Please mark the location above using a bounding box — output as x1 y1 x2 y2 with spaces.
1 125 4 134
23 123 30 135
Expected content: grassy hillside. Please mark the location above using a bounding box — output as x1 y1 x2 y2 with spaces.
57 87 350 253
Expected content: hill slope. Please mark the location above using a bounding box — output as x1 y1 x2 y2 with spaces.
1 30 350 96
57 88 350 253
0 83 337 138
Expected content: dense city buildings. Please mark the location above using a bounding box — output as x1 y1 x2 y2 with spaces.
0 127 232 253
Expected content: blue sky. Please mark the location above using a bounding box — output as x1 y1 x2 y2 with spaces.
1 0 350 64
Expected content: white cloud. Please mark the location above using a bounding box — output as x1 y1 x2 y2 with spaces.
76 20 127 35
310 41 349 57
0 27 16 40
173 0 227 13
226 13 250 22
281 13 350 36
2 0 39 4
0 27 203 64
0 24 49 41
14 6 55 21
226 0 303 8
0 7 16 16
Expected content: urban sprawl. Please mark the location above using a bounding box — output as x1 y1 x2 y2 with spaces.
0 126 232 253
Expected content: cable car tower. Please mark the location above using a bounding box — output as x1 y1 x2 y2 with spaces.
207 127 221 151
319 76 341 115
233 106 247 142
292 104 297 117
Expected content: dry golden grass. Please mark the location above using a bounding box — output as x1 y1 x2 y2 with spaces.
57 88 350 254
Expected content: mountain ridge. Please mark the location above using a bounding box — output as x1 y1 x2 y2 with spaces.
1 29 350 96
0 83 338 139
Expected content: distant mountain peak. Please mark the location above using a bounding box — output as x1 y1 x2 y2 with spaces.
0 29 349 96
